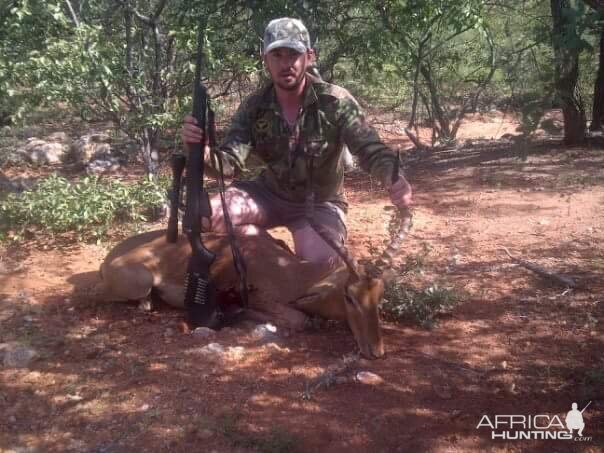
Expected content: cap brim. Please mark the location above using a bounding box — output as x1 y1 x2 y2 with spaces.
263 39 307 55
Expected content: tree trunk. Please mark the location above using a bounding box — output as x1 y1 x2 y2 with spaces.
590 28 604 131
551 0 587 144
420 64 454 142
141 128 159 176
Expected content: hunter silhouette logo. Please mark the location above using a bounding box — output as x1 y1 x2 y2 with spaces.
566 402 590 437
476 401 593 441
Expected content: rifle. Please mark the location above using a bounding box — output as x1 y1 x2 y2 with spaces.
182 22 220 328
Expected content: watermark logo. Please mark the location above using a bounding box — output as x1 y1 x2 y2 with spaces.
477 401 592 441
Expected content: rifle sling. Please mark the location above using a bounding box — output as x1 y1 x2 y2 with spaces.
209 144 249 308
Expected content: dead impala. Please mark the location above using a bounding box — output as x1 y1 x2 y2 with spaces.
99 225 405 359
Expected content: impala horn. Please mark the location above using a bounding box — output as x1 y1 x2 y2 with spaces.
373 151 413 280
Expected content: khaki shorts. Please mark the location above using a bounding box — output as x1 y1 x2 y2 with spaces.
209 179 347 269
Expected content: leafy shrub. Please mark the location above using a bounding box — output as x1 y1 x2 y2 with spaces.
381 283 461 328
0 174 167 241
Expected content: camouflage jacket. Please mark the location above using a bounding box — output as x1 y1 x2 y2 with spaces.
219 74 397 208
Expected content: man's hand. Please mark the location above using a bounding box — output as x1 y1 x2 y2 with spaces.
389 174 413 209
181 115 204 154
181 114 212 162
180 115 235 178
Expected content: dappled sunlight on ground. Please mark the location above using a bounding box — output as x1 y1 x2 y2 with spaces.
1 113 603 451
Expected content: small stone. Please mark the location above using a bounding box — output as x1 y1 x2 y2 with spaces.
192 327 216 339
197 428 214 439
164 328 175 337
199 342 225 356
264 343 290 353
251 323 278 342
138 300 153 312
2 343 38 369
355 371 384 385
66 394 83 402
139 404 150 411
9 415 16 423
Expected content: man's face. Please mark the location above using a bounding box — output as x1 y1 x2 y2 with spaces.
264 47 312 91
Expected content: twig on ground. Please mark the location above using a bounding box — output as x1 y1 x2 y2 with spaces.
302 352 359 400
404 127 429 150
500 246 578 288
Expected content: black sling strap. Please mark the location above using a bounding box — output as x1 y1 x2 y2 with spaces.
207 114 249 308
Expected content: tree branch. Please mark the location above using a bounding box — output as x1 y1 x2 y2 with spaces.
116 0 153 25
152 0 168 21
64 0 80 27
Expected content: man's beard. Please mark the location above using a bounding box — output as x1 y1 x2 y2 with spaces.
274 70 305 91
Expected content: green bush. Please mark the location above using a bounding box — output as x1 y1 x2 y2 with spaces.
0 174 167 241
381 283 461 328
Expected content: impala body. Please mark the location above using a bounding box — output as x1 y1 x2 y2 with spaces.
100 229 385 358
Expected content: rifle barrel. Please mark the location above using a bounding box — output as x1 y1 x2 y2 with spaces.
580 401 592 414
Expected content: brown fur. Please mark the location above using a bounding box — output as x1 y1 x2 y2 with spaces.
100 229 384 358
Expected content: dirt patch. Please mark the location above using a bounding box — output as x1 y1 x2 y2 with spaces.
1 116 603 452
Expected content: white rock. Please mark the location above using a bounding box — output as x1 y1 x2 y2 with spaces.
355 371 384 385
138 300 153 312
200 342 225 355
193 343 246 362
71 134 112 164
21 139 68 165
86 157 120 175
251 323 278 342
192 327 216 339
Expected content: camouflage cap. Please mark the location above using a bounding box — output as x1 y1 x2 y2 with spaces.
263 18 310 55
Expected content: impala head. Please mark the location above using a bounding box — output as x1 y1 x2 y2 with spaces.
338 207 413 360
343 274 385 359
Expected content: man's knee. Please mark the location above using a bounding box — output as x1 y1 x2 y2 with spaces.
302 251 342 272
292 220 346 271
206 187 267 233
